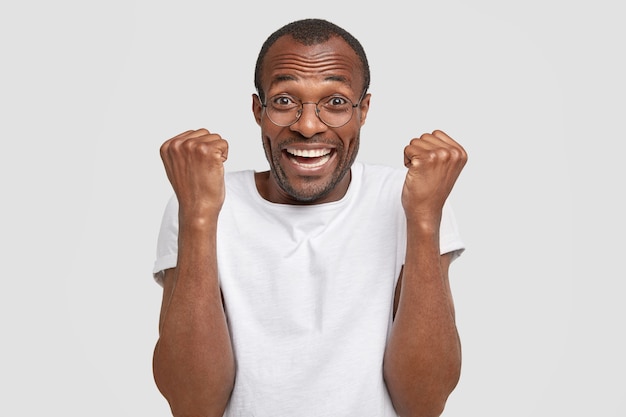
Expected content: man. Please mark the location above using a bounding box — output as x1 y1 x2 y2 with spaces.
152 18 467 417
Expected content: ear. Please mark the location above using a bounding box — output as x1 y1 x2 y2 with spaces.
252 94 263 126
358 93 371 127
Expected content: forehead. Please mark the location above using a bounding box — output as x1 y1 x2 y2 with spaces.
260 35 364 94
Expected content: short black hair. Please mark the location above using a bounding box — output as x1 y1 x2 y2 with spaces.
254 18 370 102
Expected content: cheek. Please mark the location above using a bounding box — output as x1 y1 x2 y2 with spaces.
261 122 290 149
261 130 282 159
261 136 274 160
338 130 359 153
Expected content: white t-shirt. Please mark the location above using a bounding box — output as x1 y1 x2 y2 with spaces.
153 161 465 417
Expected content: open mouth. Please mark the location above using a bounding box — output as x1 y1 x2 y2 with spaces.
284 147 333 169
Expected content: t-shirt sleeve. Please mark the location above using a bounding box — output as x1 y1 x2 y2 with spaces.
439 200 465 262
152 194 179 286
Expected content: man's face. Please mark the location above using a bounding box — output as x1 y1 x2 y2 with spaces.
253 35 370 204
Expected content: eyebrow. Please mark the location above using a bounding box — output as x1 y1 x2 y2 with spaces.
270 74 351 86
272 74 297 84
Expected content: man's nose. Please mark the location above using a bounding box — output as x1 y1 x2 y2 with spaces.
290 102 328 138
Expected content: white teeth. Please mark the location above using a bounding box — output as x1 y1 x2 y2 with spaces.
286 148 331 158
292 153 331 168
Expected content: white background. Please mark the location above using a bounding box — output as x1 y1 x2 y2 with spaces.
1 0 624 415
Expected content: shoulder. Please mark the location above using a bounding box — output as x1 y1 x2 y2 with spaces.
225 169 254 184
224 169 256 195
357 161 405 179
354 162 406 192
347 162 407 217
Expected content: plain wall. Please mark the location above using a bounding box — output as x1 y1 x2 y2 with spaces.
1 0 624 415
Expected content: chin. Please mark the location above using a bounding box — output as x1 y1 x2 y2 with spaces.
284 183 334 203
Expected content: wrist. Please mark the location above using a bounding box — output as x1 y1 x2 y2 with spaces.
179 211 220 233
405 211 441 232
404 213 440 249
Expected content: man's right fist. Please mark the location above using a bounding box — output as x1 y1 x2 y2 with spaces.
160 129 229 219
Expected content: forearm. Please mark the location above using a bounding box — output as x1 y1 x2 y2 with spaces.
384 223 461 417
153 218 235 417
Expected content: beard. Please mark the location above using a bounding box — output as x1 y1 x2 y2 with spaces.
262 134 360 203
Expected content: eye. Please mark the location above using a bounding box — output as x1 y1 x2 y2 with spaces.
270 95 298 110
328 96 348 106
321 95 352 112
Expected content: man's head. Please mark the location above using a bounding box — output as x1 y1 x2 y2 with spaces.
254 19 370 103
252 19 371 205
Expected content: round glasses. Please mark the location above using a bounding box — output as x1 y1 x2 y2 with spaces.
262 93 361 128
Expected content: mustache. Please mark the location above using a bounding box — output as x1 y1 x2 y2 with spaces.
277 135 342 148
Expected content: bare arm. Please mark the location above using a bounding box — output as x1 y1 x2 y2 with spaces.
384 130 467 417
153 129 235 417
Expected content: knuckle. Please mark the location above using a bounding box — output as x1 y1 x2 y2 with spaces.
159 142 168 157
215 137 228 149
450 146 468 164
182 137 200 152
160 139 178 157
448 147 459 158
421 147 434 157
437 148 451 160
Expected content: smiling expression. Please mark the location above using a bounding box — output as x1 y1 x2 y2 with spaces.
253 35 371 205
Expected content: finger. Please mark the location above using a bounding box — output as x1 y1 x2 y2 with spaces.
412 131 452 149
404 145 430 168
211 138 229 162
167 131 223 154
171 129 196 139
160 130 197 157
179 137 229 163
160 138 174 161
403 135 437 168
184 128 211 139
404 131 467 166
167 129 212 146
404 142 458 170
431 130 452 143
431 130 467 156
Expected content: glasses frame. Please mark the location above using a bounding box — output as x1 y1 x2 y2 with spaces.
261 91 366 128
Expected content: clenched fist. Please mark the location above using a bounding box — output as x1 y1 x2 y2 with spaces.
402 130 467 226
160 128 229 220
